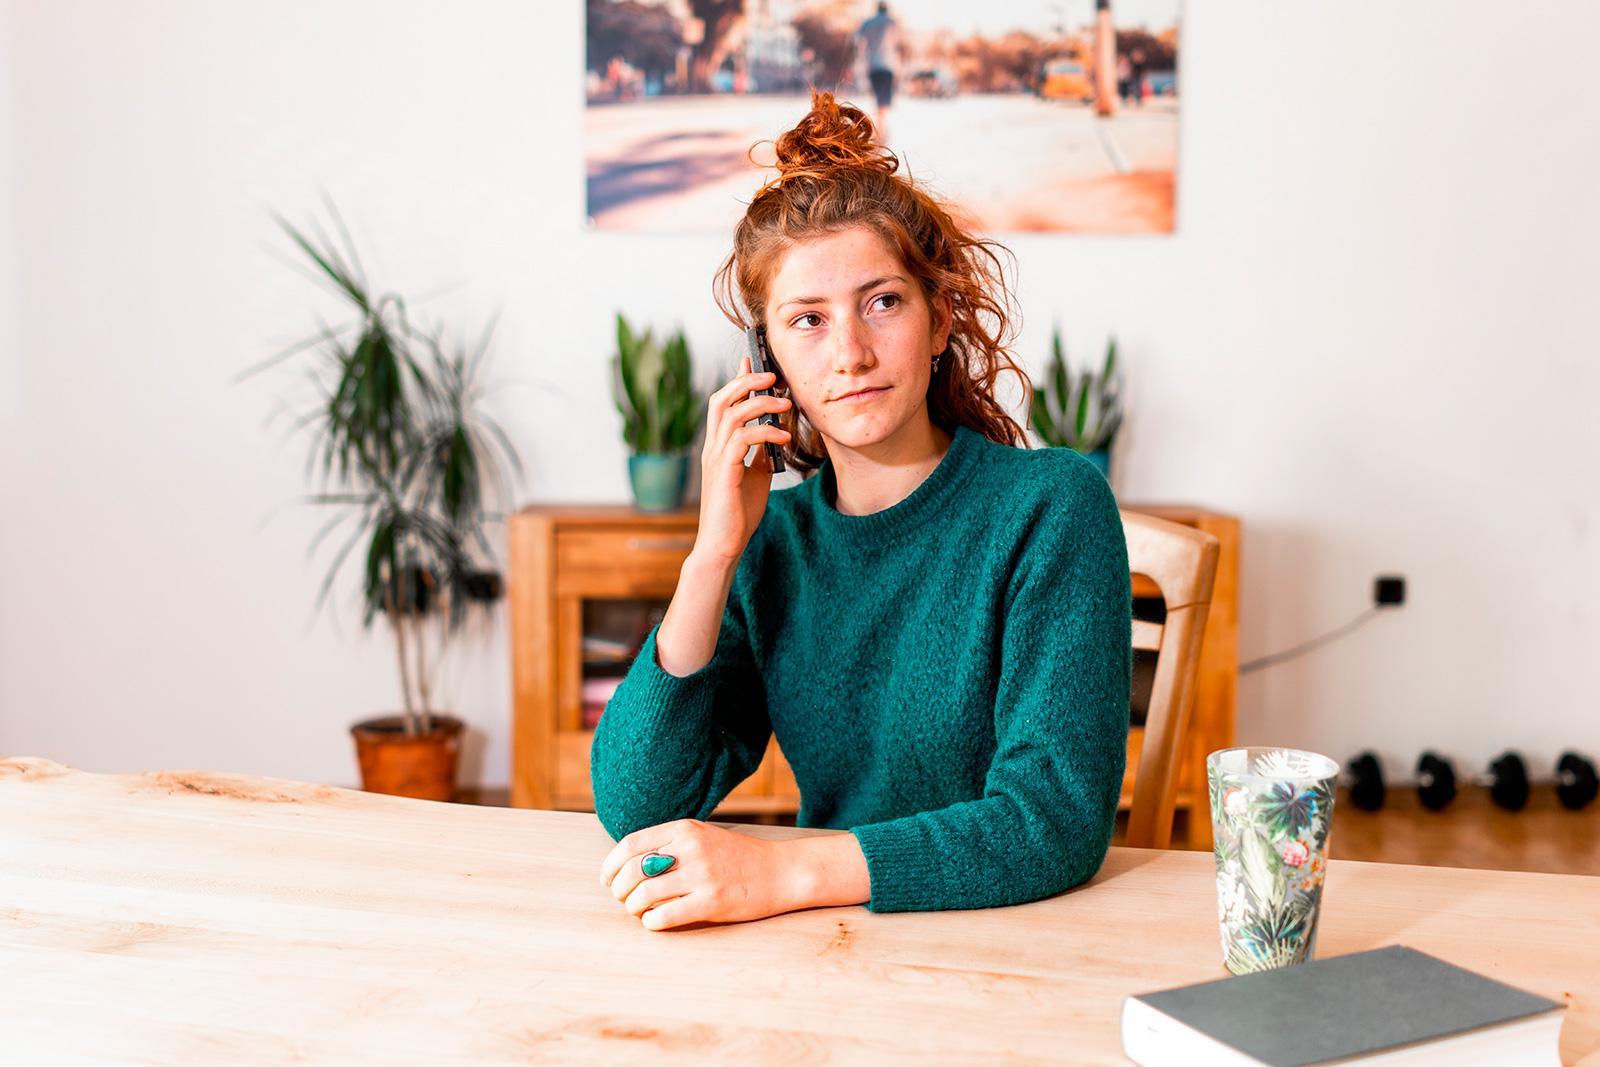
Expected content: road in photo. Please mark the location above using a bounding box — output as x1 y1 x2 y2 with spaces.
586 91 1176 234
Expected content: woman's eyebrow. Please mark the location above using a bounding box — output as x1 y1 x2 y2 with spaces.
776 275 906 312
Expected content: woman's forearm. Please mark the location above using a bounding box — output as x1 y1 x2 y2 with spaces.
655 551 739 677
781 832 872 911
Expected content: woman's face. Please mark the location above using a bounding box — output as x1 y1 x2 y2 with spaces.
762 225 951 451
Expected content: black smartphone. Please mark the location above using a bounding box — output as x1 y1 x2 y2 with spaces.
742 325 787 474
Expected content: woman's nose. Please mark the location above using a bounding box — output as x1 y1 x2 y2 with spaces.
830 315 873 372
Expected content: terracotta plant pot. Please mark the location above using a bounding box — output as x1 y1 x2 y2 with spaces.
350 714 465 801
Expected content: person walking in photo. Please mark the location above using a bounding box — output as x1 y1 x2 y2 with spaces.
851 2 907 145
1127 47 1148 107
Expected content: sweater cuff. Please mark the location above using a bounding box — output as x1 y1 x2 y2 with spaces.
613 624 723 732
849 818 947 913
635 621 719 686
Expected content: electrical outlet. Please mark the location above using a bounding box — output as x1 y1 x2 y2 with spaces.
1374 575 1405 607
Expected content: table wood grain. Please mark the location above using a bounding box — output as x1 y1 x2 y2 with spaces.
2 757 1595 1065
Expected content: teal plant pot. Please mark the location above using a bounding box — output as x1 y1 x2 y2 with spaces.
1081 447 1111 483
627 451 689 511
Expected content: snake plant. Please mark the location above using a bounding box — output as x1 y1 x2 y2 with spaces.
1030 325 1124 453
611 312 706 454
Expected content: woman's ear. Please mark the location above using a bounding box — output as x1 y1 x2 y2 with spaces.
933 291 954 353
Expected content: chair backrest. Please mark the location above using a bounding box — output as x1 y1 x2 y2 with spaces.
1120 510 1221 849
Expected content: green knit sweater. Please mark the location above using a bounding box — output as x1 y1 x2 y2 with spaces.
590 423 1132 913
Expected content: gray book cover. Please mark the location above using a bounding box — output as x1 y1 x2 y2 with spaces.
1131 945 1564 1066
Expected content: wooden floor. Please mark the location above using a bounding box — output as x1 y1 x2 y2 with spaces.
457 784 1600 878
1153 784 1599 876
1316 783 1599 877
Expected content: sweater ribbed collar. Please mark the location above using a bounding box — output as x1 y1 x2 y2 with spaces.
811 423 983 543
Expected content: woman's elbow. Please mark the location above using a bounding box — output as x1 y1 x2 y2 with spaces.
1062 833 1113 891
1036 806 1117 898
591 788 639 842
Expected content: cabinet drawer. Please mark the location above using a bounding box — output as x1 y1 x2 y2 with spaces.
555 529 697 597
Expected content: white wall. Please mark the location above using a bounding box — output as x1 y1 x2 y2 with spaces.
0 0 20 419
1 0 1596 790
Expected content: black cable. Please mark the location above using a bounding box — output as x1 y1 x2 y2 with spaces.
1239 607 1383 675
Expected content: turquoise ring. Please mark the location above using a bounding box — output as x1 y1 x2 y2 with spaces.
641 853 677 877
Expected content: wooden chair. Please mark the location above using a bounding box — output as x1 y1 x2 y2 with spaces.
1121 511 1221 849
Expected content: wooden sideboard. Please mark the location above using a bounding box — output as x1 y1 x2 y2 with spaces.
509 500 1238 849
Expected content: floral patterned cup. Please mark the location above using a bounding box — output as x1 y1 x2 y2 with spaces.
1207 747 1340 975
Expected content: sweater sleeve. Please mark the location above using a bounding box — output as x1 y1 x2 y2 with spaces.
847 459 1132 912
589 561 772 842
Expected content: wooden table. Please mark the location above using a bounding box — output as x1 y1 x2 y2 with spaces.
3 757 1595 1065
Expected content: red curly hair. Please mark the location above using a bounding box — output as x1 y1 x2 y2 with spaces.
712 89 1034 473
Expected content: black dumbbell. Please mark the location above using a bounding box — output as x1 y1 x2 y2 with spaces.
1417 751 1531 812
1416 751 1457 811
1486 752 1531 811
1345 751 1387 811
1556 752 1599 811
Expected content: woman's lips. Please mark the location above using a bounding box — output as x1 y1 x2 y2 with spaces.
834 386 889 404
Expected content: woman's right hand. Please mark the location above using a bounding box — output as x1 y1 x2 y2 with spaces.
693 352 793 568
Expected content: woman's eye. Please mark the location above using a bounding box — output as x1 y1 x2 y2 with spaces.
791 295 897 330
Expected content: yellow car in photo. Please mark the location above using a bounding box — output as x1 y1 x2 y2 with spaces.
1040 57 1093 103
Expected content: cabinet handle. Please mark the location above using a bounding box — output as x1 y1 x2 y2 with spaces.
628 535 697 553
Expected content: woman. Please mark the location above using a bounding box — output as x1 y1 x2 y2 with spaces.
594 91 1131 931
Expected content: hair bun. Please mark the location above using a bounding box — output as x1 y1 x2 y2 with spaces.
770 90 898 178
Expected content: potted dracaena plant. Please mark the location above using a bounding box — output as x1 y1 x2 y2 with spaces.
1030 324 1124 484
610 312 707 511
239 200 524 801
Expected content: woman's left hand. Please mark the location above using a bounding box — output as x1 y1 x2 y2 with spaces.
598 818 797 931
